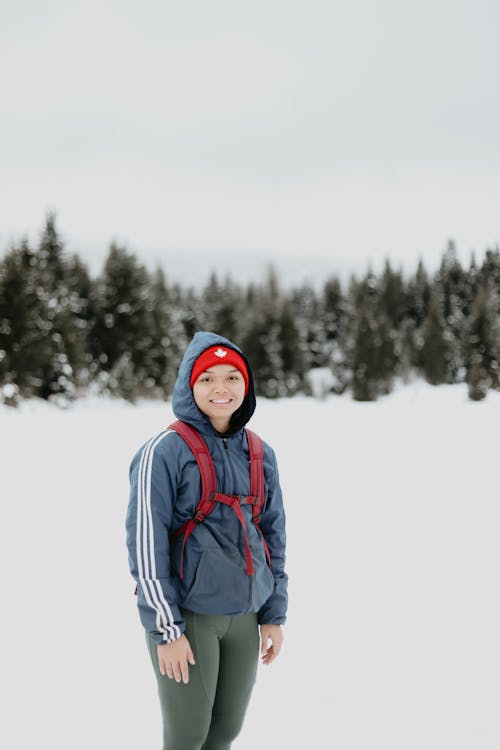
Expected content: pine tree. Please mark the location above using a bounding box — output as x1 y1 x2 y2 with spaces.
33 214 90 401
147 267 186 396
0 239 47 396
322 276 349 393
465 277 500 400
90 243 153 399
61 252 94 389
379 259 406 329
461 252 480 320
479 248 500 302
289 283 322 371
435 240 467 382
240 267 284 397
407 259 431 330
200 273 241 341
350 272 397 400
351 309 379 401
419 288 449 385
378 259 411 382
279 298 306 395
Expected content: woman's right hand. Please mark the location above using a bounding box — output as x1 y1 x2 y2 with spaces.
158 634 196 684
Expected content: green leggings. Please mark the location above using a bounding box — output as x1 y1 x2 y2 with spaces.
146 610 260 750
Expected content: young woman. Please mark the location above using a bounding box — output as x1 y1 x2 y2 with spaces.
126 331 288 750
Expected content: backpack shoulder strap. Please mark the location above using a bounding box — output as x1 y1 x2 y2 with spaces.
245 428 272 568
169 420 216 511
246 428 264 515
168 420 218 578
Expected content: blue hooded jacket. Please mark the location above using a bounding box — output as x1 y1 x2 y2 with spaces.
126 331 288 644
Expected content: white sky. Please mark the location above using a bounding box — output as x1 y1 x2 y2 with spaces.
1 0 500 284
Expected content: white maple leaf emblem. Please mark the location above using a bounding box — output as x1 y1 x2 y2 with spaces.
214 347 228 358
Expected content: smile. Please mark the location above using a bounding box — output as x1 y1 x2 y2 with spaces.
211 399 232 404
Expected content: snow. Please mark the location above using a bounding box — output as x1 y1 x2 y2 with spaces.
1 383 499 749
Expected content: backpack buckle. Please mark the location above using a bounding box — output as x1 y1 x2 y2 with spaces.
193 511 206 524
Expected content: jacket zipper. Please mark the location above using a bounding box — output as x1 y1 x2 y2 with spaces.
221 433 252 609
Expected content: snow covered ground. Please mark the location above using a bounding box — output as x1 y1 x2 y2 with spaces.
1 382 499 749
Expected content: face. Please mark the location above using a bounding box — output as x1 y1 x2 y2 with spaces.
192 364 246 432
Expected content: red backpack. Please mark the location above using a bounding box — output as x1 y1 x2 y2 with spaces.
169 420 272 579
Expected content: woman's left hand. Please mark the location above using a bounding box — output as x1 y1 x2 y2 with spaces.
260 624 284 665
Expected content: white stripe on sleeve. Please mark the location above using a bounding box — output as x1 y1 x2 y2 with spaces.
136 430 181 642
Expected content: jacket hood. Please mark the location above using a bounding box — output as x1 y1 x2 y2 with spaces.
172 331 256 435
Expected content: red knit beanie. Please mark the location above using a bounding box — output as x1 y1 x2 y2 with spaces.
190 345 249 394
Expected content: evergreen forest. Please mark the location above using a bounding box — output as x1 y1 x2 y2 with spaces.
1 214 499 406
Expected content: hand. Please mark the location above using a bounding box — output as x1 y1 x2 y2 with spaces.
157 634 196 684
260 624 284 665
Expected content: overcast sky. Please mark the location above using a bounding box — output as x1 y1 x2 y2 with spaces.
1 0 499 284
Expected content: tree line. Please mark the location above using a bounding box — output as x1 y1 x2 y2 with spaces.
1 214 499 406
